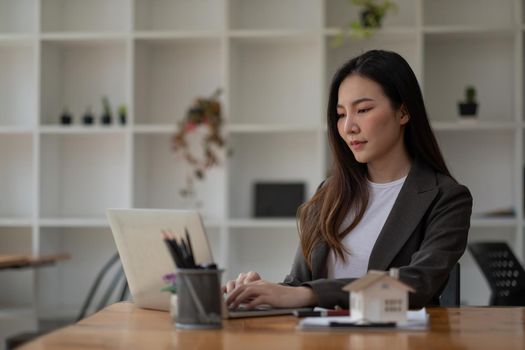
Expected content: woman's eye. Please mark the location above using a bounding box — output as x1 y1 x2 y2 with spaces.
357 107 372 114
337 113 346 119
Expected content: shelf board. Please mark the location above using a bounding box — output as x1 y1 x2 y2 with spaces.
133 124 177 134
431 120 517 131
40 32 128 44
324 27 416 37
0 34 34 46
38 218 109 228
0 306 36 319
0 218 33 227
0 126 34 134
228 29 319 41
227 123 321 133
228 219 297 229
470 217 517 228
423 26 514 38
134 31 222 41
39 125 128 135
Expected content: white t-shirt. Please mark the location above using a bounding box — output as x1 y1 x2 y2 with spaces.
326 176 407 279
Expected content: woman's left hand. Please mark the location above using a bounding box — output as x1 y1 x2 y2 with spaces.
225 280 318 310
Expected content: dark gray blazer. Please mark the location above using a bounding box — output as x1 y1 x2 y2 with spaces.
282 158 473 309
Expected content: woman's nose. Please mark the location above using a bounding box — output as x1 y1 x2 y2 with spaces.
344 116 359 134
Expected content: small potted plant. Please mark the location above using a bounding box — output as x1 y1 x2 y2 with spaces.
118 104 127 125
101 96 113 125
162 273 177 321
60 107 73 125
458 85 478 118
332 0 398 45
82 107 94 125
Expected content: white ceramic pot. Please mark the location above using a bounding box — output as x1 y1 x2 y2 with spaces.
170 294 178 321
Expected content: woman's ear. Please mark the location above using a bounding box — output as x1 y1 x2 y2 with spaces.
398 105 410 125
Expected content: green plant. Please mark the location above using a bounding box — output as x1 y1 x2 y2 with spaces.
102 96 112 117
118 104 127 116
331 0 398 46
464 86 477 104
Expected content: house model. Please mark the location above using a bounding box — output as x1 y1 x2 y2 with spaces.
342 268 414 324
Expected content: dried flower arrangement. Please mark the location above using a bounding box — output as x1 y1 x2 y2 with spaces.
171 88 227 198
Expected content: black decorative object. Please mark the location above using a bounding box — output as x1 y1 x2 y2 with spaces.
254 182 305 218
458 85 478 117
60 108 73 125
82 107 94 125
101 96 112 125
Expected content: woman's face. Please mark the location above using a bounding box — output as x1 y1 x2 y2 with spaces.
336 74 409 165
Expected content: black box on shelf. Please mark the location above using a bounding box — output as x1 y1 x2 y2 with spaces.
253 182 305 218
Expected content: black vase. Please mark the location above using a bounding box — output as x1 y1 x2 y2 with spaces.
83 113 94 125
119 113 126 125
101 114 112 125
458 103 478 117
60 112 73 125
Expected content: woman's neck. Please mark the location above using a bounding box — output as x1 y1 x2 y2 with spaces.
367 148 412 184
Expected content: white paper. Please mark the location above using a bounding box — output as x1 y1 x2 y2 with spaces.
298 308 428 331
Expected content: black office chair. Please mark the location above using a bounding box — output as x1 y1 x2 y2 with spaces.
6 252 129 350
439 263 460 307
468 242 525 306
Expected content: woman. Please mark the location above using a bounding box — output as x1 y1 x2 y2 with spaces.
225 50 472 310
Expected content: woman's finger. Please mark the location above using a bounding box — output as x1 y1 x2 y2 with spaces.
228 286 261 310
225 279 237 294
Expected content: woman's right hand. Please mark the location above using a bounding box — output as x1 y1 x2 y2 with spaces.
222 271 262 294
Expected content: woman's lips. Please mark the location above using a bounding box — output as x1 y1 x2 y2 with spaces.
350 140 367 150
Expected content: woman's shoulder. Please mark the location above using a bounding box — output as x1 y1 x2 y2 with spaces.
434 171 472 200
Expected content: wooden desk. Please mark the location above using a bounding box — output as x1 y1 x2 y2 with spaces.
19 302 525 350
0 253 70 270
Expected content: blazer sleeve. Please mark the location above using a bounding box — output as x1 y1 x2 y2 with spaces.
399 183 472 309
282 246 357 308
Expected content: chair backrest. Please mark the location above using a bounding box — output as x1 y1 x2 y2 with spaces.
468 242 525 306
76 252 129 321
439 263 460 307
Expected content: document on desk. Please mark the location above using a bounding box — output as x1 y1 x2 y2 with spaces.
298 308 428 331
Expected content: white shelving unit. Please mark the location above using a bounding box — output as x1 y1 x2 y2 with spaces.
0 1 524 339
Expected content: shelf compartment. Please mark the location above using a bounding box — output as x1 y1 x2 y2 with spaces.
423 0 514 28
134 0 224 32
424 32 515 123
37 227 117 319
0 135 34 218
228 133 321 219
134 38 222 125
133 134 225 221
0 227 34 307
325 0 417 29
40 40 127 126
227 227 299 282
325 31 420 89
41 0 131 33
229 0 321 30
229 36 321 125
0 43 36 127
435 130 515 218
40 134 128 219
0 0 37 34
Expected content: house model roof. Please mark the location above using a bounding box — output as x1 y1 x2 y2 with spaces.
342 270 415 293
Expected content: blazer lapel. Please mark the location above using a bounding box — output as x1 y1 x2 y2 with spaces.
367 159 438 271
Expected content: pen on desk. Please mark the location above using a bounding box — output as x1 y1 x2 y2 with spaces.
293 309 349 317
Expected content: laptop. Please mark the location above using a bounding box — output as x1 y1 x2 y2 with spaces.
107 208 310 318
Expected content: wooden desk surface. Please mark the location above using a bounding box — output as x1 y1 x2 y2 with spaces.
21 302 525 350
0 253 70 270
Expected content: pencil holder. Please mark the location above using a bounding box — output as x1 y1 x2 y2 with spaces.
175 268 224 329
